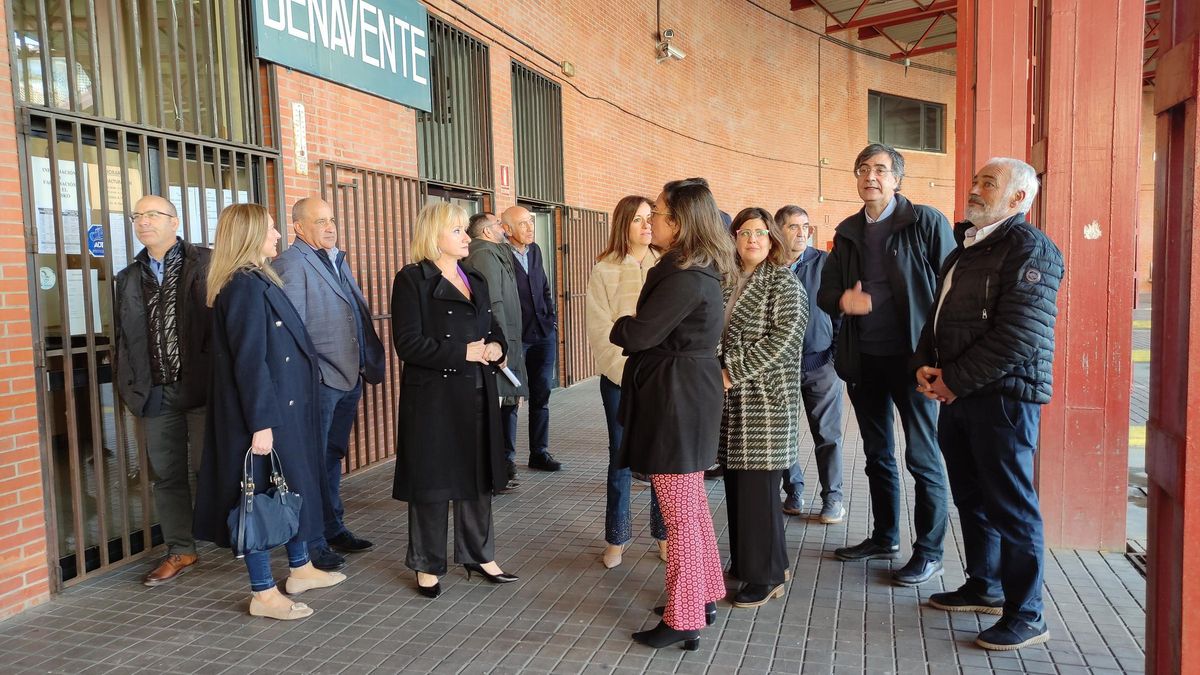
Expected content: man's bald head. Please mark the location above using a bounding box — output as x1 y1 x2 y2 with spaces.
131 194 180 257
291 197 338 250
501 206 535 247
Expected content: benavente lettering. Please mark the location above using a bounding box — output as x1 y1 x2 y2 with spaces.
261 0 427 85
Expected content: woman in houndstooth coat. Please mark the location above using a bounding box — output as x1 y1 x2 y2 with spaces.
718 207 809 610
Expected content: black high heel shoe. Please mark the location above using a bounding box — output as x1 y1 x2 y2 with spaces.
416 574 441 599
632 621 700 650
463 563 519 584
654 601 717 626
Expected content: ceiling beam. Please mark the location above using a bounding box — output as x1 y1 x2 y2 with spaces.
825 0 957 34
890 41 957 60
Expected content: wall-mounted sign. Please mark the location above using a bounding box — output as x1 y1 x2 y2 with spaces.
252 0 432 112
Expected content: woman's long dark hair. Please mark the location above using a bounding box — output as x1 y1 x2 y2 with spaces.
597 195 654 263
661 179 736 278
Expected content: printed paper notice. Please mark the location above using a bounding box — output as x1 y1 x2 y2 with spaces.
65 268 102 335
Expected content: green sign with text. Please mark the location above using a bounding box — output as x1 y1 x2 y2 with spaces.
252 0 432 111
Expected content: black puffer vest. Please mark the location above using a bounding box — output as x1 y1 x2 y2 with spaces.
141 243 184 385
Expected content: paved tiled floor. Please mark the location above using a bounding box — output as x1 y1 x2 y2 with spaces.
0 380 1145 673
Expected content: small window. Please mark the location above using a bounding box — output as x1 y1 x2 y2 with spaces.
867 91 945 153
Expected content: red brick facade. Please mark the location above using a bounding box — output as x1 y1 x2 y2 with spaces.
0 3 50 620
0 0 956 619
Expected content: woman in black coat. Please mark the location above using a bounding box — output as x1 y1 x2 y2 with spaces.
193 204 345 621
611 179 736 650
391 201 517 598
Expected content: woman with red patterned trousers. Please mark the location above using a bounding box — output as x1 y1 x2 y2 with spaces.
610 178 736 651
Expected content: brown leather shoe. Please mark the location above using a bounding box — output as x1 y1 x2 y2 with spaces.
143 553 198 587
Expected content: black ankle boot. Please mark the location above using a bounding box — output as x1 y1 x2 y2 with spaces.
653 601 717 626
632 621 700 650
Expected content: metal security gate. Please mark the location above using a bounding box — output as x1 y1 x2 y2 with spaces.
319 161 423 474
11 0 272 587
560 207 609 386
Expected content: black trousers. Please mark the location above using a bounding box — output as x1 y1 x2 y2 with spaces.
406 387 495 576
725 468 788 586
406 496 494 576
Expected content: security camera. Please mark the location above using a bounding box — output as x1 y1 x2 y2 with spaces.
661 28 675 41
656 41 686 63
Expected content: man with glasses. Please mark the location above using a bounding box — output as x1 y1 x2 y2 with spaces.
274 197 385 571
817 143 954 587
775 205 845 525
500 205 562 473
465 211 527 490
114 194 211 586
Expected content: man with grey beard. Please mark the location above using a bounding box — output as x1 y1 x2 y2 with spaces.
911 157 1063 651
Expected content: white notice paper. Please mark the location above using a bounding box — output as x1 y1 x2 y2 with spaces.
65 268 102 335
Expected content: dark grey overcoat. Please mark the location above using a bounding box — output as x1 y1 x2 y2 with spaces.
193 269 327 550
390 261 509 502
610 249 725 475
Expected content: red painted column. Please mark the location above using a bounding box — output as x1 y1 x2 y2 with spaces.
954 0 1032 220
956 0 1140 549
1146 1 1200 671
1032 0 1142 550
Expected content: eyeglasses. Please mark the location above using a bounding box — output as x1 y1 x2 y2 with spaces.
736 229 771 240
854 166 895 178
128 210 173 224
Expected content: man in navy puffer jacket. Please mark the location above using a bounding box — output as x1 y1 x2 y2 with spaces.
912 157 1063 652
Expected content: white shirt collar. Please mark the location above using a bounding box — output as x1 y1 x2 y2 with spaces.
964 219 1006 248
864 196 898 224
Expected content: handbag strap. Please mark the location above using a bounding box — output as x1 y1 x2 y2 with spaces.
235 447 291 558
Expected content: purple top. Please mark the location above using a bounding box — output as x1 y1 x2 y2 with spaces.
456 264 473 294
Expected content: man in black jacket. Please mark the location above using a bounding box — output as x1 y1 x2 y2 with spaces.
113 195 211 586
501 206 562 472
776 205 845 524
817 144 953 587
913 157 1063 651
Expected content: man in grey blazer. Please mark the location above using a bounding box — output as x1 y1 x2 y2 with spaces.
275 197 386 571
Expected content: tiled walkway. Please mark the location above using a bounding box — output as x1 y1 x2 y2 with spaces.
0 380 1145 674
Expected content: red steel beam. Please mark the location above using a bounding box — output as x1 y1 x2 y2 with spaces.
890 40 957 59
825 0 957 34
790 1 817 9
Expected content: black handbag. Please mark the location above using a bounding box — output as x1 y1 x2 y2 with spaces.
227 448 303 559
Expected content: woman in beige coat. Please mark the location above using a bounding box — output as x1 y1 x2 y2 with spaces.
586 195 667 568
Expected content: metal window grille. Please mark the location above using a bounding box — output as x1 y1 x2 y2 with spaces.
318 161 423 474
417 18 493 192
511 63 564 204
22 110 275 587
11 0 259 143
559 207 609 386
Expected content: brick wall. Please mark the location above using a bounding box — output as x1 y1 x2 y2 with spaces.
0 3 50 620
265 0 958 250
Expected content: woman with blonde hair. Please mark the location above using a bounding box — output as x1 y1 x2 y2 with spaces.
586 195 667 568
719 207 808 608
611 178 735 650
193 203 345 621
390 201 517 598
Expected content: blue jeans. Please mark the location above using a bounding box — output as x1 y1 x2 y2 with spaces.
310 380 363 551
782 360 845 503
846 352 948 560
505 330 556 460
245 538 309 592
600 377 666 544
939 393 1045 625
